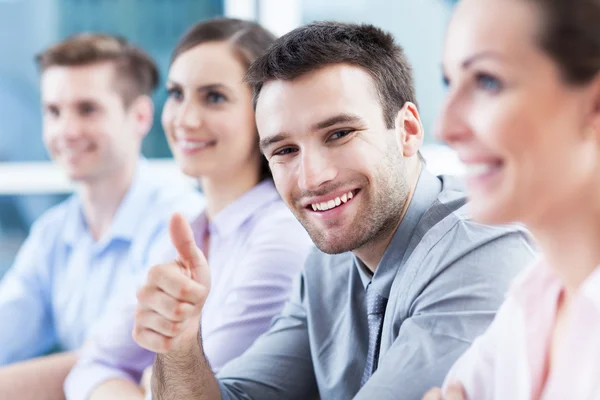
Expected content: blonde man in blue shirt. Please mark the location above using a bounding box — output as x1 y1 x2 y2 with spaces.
0 34 203 399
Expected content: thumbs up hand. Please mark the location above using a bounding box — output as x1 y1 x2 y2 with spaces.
133 213 210 353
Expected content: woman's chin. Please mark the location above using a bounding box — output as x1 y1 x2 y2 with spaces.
469 197 519 226
173 157 214 178
178 164 209 179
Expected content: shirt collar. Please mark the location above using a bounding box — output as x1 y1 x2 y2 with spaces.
355 258 373 288
201 179 280 238
355 168 443 296
511 258 560 307
512 258 600 315
62 159 154 247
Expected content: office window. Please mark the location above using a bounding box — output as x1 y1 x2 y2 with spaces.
0 0 223 275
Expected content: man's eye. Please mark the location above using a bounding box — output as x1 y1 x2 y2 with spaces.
45 107 60 117
273 147 297 156
329 130 353 140
80 105 97 115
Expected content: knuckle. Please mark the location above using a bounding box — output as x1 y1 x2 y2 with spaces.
178 282 191 299
172 302 184 319
167 320 182 335
147 265 163 283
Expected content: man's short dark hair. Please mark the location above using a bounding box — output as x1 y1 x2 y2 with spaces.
246 21 417 129
36 33 159 109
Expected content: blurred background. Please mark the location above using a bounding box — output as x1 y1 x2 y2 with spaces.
0 0 461 278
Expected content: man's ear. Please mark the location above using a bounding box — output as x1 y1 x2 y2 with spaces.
394 101 424 157
129 95 154 139
588 74 600 139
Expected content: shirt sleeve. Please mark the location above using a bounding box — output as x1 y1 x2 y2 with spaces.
217 272 319 400
203 214 312 372
64 226 174 400
0 218 56 365
63 301 155 400
353 231 535 400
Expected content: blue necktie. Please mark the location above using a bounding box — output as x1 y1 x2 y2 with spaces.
360 283 388 386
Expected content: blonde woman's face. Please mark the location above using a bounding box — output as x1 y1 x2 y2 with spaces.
438 0 600 226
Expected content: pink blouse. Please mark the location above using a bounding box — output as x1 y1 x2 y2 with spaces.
444 258 600 400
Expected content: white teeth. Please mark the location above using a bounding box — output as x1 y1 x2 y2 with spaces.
465 163 496 177
179 140 212 150
61 147 90 158
58 143 91 155
310 190 356 212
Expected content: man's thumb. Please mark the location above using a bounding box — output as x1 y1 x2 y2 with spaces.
169 213 203 270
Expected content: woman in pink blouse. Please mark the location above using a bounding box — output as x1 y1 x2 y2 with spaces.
424 0 600 399
64 19 313 400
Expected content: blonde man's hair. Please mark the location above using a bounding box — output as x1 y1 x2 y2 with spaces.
36 33 159 108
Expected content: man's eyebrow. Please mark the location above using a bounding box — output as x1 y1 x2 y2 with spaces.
259 132 290 153
312 113 363 131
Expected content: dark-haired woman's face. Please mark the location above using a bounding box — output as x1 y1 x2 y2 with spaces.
162 42 261 180
438 0 600 227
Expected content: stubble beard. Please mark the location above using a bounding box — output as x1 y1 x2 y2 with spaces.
295 154 411 255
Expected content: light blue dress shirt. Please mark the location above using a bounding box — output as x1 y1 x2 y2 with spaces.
0 160 204 365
